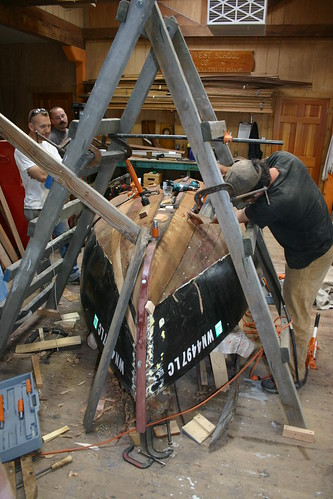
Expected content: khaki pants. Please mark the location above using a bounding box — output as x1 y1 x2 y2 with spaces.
283 245 333 380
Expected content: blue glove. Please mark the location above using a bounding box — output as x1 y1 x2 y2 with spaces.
45 175 53 189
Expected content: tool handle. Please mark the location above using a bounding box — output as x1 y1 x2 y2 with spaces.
51 455 73 471
26 378 32 394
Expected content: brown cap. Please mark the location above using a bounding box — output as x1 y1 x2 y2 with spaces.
224 159 261 196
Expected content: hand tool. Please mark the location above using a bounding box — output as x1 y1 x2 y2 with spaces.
194 182 270 210
26 378 32 394
0 394 4 429
137 448 166 466
306 312 320 370
18 399 24 419
125 159 150 206
16 455 73 489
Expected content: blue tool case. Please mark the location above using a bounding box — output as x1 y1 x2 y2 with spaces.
0 372 42 463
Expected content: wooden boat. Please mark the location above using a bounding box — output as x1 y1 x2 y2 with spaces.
80 180 248 401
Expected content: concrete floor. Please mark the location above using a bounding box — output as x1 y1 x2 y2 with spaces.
1 228 332 499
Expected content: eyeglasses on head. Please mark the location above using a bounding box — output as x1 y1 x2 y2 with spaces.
28 108 48 121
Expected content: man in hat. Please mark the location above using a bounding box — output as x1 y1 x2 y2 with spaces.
188 151 333 393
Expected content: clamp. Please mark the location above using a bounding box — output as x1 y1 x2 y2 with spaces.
194 182 270 210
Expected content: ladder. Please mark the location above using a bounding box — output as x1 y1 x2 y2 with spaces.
0 0 306 430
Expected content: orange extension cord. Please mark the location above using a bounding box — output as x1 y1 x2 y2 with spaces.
242 310 292 381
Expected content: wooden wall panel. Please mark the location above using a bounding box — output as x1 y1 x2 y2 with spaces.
0 43 76 130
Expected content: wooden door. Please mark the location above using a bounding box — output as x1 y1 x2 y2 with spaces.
32 92 74 121
273 97 329 183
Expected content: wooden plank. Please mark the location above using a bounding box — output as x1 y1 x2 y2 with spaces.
0 186 25 258
31 355 43 388
0 241 11 269
210 350 229 390
0 224 18 263
20 455 37 499
282 424 315 443
16 336 81 354
42 425 70 443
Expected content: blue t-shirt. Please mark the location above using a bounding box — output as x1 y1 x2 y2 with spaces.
245 152 333 269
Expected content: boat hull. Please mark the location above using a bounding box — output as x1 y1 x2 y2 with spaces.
81 187 248 399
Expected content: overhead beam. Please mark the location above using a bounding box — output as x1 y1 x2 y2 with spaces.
83 23 333 41
0 5 84 48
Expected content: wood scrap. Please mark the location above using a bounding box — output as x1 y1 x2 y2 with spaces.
282 424 314 443
42 425 70 443
54 319 77 330
210 349 229 390
182 414 216 444
153 420 180 438
16 336 81 354
154 213 169 223
31 355 43 388
139 206 150 219
61 312 80 321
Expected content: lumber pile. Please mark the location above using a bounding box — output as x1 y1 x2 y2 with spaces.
80 69 311 115
80 73 274 113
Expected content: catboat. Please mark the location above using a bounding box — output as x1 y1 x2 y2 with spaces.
80 180 248 401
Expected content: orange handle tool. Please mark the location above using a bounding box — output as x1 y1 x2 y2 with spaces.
18 398 24 419
0 395 4 428
125 159 144 195
26 378 32 394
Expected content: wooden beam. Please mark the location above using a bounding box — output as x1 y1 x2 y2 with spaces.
181 24 333 39
83 27 119 41
0 5 84 48
16 336 82 353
